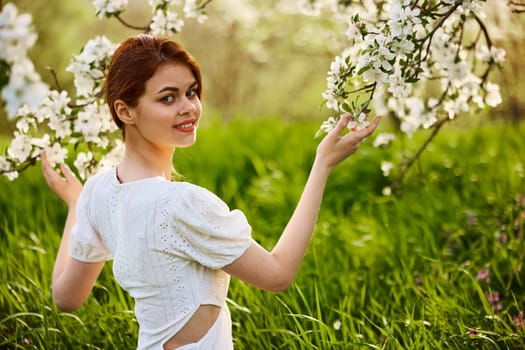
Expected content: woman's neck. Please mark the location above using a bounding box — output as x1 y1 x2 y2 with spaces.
117 139 174 183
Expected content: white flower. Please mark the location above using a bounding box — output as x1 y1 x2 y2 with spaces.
345 21 360 41
484 82 501 107
460 0 484 14
43 143 68 166
4 170 18 180
390 38 414 56
150 9 184 36
0 156 10 172
373 133 396 148
387 66 412 98
362 67 388 84
322 91 340 112
443 94 469 120
184 0 207 23
317 116 338 135
92 0 129 18
66 36 116 98
1 58 48 119
0 3 37 62
75 104 103 143
98 140 125 173
74 152 94 180
396 97 427 136
48 113 72 140
476 45 506 64
30 134 51 150
347 112 369 131
388 1 421 38
333 320 342 331
15 113 36 133
381 161 394 176
7 132 32 163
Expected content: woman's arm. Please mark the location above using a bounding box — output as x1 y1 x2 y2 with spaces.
223 114 380 291
41 152 105 311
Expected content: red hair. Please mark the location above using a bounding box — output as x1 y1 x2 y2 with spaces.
105 35 202 132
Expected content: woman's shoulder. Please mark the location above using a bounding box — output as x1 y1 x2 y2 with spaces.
82 168 117 193
175 182 225 203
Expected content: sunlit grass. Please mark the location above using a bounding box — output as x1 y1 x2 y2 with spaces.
1 119 524 349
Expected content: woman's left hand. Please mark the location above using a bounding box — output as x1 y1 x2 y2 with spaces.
41 151 83 208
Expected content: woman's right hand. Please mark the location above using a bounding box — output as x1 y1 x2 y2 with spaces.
41 151 83 208
315 113 380 171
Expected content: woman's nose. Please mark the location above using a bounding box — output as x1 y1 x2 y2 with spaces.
179 97 196 115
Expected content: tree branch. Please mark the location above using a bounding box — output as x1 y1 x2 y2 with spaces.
391 117 449 195
114 14 150 32
47 67 62 91
197 0 213 10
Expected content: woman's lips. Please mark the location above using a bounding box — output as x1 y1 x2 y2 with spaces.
174 120 197 132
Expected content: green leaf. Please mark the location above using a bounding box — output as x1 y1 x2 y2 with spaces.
357 65 371 75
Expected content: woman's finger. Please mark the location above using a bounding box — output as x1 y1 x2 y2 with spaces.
328 114 351 139
349 116 381 141
41 152 57 183
59 163 75 182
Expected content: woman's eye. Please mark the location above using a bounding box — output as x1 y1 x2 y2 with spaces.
161 95 175 103
187 89 198 98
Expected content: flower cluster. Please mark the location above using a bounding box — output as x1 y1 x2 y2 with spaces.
93 0 129 18
0 34 122 180
318 0 505 142
66 35 117 100
0 3 48 119
149 0 209 35
93 0 210 36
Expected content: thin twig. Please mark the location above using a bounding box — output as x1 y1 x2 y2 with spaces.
391 117 449 195
115 14 150 32
420 3 461 43
197 0 213 10
47 67 63 91
346 83 375 95
0 155 38 175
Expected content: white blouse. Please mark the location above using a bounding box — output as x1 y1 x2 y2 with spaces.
70 168 252 349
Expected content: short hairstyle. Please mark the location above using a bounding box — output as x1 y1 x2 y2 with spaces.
105 34 202 131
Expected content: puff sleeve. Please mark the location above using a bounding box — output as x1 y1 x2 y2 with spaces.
171 185 252 269
69 179 113 263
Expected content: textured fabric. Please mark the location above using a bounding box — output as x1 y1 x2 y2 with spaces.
70 168 252 349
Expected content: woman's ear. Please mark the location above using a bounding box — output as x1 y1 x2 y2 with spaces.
114 99 136 125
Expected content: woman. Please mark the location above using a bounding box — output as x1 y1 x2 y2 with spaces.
41 34 380 350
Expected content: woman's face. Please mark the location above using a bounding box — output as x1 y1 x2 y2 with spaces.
126 63 202 149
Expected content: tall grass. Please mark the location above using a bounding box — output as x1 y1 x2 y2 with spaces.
1 118 524 349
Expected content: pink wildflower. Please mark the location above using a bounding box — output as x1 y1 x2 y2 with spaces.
476 268 490 283
514 311 524 329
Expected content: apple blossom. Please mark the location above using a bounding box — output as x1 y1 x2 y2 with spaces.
93 0 129 18
0 3 48 119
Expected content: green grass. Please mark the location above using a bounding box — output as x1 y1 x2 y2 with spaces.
1 118 524 349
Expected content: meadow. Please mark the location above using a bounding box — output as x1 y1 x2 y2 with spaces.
1 117 524 349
